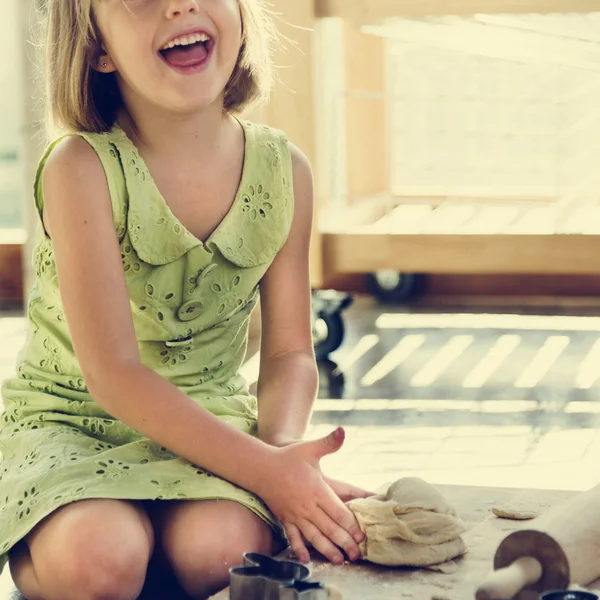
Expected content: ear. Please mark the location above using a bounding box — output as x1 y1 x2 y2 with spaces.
93 54 117 74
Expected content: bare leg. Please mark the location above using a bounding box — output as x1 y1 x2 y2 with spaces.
9 499 154 600
9 541 43 599
150 500 278 600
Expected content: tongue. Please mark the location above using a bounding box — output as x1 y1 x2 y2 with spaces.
162 43 208 67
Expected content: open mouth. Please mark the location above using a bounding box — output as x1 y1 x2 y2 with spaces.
159 32 214 70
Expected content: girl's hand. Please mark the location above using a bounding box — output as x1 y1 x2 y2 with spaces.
322 476 376 504
265 436 376 503
257 427 365 565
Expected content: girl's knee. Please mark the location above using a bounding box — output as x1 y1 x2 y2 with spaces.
171 532 270 600
63 538 148 600
28 500 153 600
160 501 275 598
13 533 149 600
164 501 274 564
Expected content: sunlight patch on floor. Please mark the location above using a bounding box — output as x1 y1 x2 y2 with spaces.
376 312 600 331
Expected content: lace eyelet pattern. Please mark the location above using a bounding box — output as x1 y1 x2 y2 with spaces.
0 120 294 564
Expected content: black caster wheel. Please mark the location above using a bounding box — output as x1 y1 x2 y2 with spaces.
366 271 424 304
313 310 345 361
318 358 345 398
311 289 352 360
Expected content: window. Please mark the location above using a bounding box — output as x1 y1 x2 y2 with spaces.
0 0 22 231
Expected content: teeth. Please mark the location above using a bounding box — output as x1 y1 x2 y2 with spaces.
161 32 210 50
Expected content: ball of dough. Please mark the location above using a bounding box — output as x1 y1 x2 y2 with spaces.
347 477 467 568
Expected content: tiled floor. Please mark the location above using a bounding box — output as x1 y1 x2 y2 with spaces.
312 299 600 493
3 299 600 598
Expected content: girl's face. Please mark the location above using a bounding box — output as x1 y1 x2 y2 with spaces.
93 0 242 115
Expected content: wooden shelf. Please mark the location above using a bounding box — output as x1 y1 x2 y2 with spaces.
322 202 600 274
0 228 27 245
324 231 600 274
317 0 600 23
322 198 600 232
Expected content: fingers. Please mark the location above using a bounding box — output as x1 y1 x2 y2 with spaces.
325 476 376 503
298 519 345 565
341 484 375 502
319 492 365 547
310 509 362 563
284 522 310 564
285 501 364 566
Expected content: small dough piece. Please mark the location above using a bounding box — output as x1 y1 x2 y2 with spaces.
429 560 459 574
492 507 538 520
347 477 467 569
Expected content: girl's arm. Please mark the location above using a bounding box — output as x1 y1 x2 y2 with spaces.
256 144 318 447
42 137 275 495
256 145 375 505
44 136 363 564
256 144 372 559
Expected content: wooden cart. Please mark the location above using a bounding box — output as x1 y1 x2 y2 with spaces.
9 0 600 305
254 0 600 298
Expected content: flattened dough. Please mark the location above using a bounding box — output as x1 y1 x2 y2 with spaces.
347 477 467 568
492 507 538 520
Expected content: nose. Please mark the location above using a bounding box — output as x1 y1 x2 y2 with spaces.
166 0 200 18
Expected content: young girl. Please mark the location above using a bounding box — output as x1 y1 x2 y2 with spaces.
0 1 373 599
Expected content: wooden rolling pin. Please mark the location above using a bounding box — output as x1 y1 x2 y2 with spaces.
476 485 600 600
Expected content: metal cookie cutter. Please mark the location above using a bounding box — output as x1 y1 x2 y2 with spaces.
229 552 311 600
540 593 600 600
280 581 332 600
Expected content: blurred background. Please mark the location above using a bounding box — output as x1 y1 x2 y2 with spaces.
3 0 600 594
0 0 21 231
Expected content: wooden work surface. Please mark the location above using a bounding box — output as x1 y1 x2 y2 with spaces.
211 485 600 600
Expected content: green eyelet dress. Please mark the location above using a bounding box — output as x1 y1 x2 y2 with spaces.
0 119 294 575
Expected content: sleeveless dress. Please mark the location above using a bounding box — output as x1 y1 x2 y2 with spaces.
0 119 294 575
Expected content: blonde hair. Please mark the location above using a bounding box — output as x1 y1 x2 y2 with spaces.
42 0 276 135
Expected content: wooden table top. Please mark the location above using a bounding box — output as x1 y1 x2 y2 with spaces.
211 484 598 600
